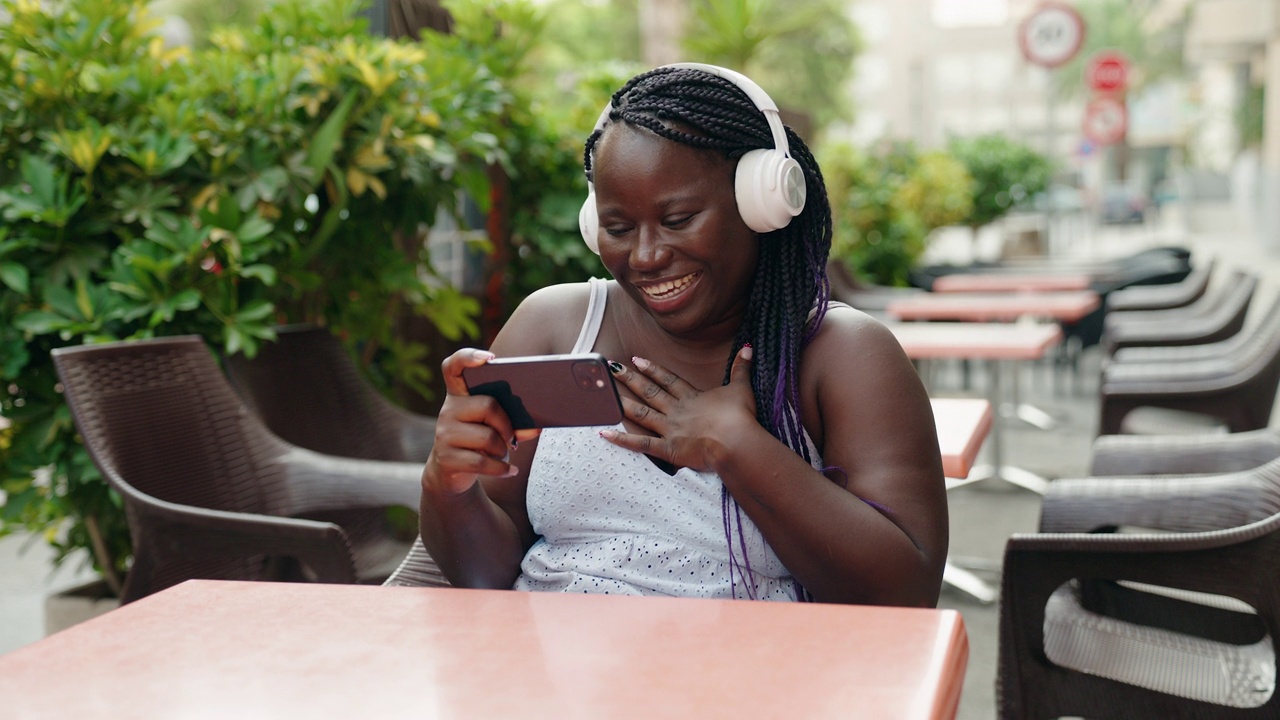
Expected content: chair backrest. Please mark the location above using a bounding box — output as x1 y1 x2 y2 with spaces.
52 336 291 517
223 324 433 463
1106 257 1215 312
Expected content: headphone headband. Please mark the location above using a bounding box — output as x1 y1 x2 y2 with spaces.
590 63 792 161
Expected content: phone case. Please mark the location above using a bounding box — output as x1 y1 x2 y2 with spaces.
462 353 624 429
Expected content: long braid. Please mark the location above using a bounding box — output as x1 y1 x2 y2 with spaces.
585 67 833 600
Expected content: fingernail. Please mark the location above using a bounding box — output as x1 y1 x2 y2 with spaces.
473 349 495 361
632 356 650 371
741 345 753 361
503 465 519 477
608 360 624 374
599 429 617 439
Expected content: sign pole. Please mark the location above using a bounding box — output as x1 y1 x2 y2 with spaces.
1019 2 1085 255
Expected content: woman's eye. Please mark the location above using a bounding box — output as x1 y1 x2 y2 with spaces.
604 225 632 237
664 214 694 228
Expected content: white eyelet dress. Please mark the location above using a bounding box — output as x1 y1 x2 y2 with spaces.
513 278 817 601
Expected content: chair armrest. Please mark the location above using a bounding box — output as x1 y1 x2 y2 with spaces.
1110 340 1237 364
1103 357 1237 387
1090 430 1280 476
279 447 423 516
391 409 437 464
999 523 1280 707
1040 471 1272 534
128 491 357 584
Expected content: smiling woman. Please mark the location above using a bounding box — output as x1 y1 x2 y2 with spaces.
417 64 948 607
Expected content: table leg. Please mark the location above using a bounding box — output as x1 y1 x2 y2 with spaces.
942 561 997 604
965 359 1049 494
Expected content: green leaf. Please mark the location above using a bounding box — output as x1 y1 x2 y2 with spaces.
240 264 278 286
13 311 72 335
304 92 359 182
0 262 30 294
234 300 275 323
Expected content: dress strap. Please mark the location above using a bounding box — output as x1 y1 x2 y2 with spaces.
572 278 610 353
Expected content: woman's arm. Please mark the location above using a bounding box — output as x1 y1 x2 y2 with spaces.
418 284 590 588
605 307 947 606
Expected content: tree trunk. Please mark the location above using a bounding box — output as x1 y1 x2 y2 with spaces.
638 0 688 66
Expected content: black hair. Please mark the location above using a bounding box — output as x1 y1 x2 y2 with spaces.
584 66 834 599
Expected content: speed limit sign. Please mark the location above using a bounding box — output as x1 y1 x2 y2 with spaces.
1019 2 1086 68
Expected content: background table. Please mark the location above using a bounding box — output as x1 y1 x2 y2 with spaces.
886 290 1100 323
928 398 997 603
889 322 1063 494
0 580 969 720
931 273 1092 293
930 397 992 480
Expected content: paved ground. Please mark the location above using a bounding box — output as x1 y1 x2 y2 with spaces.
2 205 1277 719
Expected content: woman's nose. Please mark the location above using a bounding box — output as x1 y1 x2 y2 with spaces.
630 227 672 269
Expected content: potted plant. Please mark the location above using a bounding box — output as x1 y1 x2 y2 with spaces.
0 0 524 610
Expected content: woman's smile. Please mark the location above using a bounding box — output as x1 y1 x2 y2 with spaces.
638 272 701 307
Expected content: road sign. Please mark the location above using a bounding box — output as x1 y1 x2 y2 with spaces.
1082 96 1127 145
1019 2 1086 68
1085 50 1129 93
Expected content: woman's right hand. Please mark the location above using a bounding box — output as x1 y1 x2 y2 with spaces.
423 348 540 495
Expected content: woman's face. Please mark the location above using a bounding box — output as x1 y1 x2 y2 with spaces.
591 122 759 341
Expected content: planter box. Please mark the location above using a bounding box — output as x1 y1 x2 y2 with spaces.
44 578 119 636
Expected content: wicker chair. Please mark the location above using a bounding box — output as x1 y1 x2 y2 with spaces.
996 459 1280 718
223 323 436 463
1097 293 1280 435
51 336 425 604
1105 257 1215 313
1100 270 1256 356
383 536 451 587
1090 427 1280 476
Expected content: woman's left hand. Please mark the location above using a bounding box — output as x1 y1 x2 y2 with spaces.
601 346 759 473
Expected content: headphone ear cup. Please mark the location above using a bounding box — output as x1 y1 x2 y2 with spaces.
734 149 807 233
579 188 601 254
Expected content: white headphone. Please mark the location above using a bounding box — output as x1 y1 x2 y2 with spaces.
578 62 807 254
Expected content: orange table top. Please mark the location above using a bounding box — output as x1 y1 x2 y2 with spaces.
887 321 1064 361
930 398 993 479
0 580 969 720
931 273 1092 293
886 291 1100 323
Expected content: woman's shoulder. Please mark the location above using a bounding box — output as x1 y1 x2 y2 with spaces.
803 303 908 378
493 280 607 354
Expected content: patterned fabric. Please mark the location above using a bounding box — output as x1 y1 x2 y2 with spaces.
514 278 811 600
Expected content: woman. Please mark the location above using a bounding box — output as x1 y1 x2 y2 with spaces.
419 64 947 606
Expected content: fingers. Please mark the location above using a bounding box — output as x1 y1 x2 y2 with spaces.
614 356 696 406
728 343 754 386
599 427 671 462
441 347 496 396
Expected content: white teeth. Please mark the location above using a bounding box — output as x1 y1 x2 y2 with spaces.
642 274 697 299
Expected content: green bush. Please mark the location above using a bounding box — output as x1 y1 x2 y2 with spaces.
948 133 1054 231
822 141 973 286
0 0 517 588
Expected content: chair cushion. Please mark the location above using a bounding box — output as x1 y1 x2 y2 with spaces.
1043 585 1275 708
1119 407 1229 435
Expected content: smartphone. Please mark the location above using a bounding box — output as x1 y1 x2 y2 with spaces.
462 353 624 429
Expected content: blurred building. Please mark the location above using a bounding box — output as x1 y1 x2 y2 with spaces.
837 0 1193 213
1184 0 1280 247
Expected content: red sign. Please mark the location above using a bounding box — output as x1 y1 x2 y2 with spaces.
1019 3 1086 68
1082 96 1128 145
1086 50 1129 93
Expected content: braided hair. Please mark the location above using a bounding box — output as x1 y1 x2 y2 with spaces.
584 66 833 599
